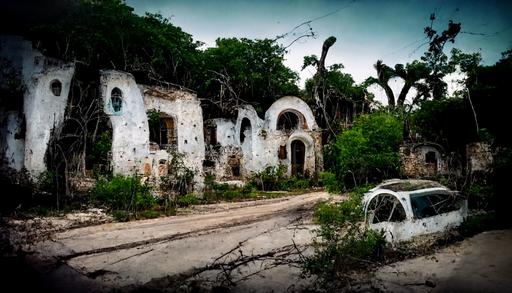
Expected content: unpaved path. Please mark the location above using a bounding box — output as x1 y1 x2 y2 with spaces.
28 192 330 292
372 229 512 292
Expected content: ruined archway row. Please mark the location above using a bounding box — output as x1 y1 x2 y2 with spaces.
0 36 322 192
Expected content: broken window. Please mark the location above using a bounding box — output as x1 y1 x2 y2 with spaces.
149 116 177 147
50 79 62 96
425 151 437 164
277 111 306 131
278 145 287 160
411 192 462 219
110 88 123 113
367 194 406 224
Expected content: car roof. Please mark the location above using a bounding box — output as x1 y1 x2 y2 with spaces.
371 179 445 192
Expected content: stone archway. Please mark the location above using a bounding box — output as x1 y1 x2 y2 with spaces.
291 140 306 176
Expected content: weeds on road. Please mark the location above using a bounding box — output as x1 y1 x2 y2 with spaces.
303 185 387 290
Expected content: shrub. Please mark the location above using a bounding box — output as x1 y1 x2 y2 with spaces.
177 193 200 207
325 112 403 188
251 165 287 191
304 185 386 288
319 171 341 193
91 175 155 212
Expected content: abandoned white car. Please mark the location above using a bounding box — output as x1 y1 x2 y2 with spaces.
362 179 468 242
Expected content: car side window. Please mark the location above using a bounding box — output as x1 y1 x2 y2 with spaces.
368 194 406 224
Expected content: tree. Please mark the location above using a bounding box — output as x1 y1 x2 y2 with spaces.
365 16 461 108
303 37 370 139
325 112 403 186
198 38 299 117
421 15 461 100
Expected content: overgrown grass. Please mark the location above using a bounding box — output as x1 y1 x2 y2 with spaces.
304 185 387 289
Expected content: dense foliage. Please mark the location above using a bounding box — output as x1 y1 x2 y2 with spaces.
325 112 403 188
199 38 300 117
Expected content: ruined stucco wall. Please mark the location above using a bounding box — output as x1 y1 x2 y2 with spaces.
0 111 25 170
0 36 75 177
214 118 236 147
143 87 205 190
466 142 493 173
400 143 447 178
208 96 323 182
100 70 149 176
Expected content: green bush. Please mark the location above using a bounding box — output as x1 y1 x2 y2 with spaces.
177 193 200 207
91 175 155 212
319 171 341 193
304 185 385 288
251 165 287 191
325 112 403 188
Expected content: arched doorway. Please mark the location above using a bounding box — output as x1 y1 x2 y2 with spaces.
291 140 305 176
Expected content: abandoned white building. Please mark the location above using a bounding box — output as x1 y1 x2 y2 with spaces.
0 36 75 177
1 36 323 192
204 97 323 184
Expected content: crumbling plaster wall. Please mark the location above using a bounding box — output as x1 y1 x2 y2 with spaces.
208 96 323 182
400 144 447 178
0 111 25 170
100 70 149 176
143 87 205 190
0 36 75 176
466 142 493 173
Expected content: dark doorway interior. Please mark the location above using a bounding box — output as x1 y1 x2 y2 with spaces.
291 140 305 176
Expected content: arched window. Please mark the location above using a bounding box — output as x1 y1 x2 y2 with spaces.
110 88 123 113
240 118 251 144
277 110 307 131
50 79 62 96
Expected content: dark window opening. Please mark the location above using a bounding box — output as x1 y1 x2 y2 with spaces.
240 118 251 144
278 145 287 160
291 140 305 176
111 88 123 113
411 193 462 219
425 151 437 164
205 125 217 145
150 116 177 147
50 80 62 96
228 156 240 177
277 111 300 131
368 194 406 223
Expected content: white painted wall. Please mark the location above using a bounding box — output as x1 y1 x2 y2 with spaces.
143 87 205 190
211 96 323 181
0 36 75 177
100 70 149 176
0 111 25 170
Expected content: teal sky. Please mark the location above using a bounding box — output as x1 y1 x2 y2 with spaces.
126 0 512 90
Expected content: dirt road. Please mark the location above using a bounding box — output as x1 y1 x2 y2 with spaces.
372 229 512 292
28 192 330 292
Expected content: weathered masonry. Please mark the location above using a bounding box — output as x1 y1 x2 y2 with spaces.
0 36 75 177
1 36 323 192
99 70 205 191
204 96 323 184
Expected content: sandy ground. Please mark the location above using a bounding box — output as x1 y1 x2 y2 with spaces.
3 192 512 292
9 192 331 292
372 229 512 292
